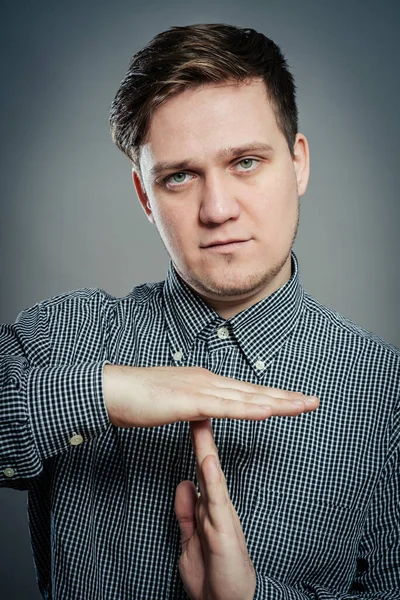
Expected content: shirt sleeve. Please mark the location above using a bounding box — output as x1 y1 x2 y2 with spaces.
253 400 400 599
0 299 112 489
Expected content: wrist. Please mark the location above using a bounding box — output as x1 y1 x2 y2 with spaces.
103 363 128 427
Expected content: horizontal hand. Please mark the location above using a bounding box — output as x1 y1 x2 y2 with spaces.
103 364 319 428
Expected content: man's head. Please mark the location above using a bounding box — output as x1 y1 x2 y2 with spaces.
109 24 310 318
109 24 299 168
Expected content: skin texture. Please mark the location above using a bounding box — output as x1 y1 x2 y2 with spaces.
134 78 310 319
128 78 313 599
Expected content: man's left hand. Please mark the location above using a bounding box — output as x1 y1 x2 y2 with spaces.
175 419 256 600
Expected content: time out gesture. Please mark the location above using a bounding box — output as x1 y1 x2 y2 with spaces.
103 362 320 600
103 364 319 598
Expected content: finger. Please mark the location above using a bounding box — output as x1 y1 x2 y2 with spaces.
189 393 318 421
201 453 226 504
190 396 273 421
210 373 308 396
190 419 221 498
175 480 198 552
184 366 318 402
200 453 233 532
190 419 219 470
191 423 237 533
209 384 316 404
214 389 319 416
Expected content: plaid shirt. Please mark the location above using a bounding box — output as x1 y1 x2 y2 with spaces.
0 251 399 599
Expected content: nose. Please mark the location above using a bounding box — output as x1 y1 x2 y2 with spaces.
199 172 241 225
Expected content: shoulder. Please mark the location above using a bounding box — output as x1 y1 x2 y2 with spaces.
301 292 400 384
19 280 165 317
15 281 166 338
12 282 166 362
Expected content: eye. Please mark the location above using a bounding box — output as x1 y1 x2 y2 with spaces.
165 172 191 186
236 158 258 171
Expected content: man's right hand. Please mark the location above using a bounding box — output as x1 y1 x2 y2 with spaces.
103 364 319 428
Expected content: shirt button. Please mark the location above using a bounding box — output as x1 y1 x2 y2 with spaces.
3 467 15 478
255 360 265 371
70 434 84 446
216 327 230 340
173 350 183 361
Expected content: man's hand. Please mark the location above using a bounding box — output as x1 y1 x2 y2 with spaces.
103 364 319 428
175 419 257 600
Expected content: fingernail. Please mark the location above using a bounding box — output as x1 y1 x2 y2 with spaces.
305 396 319 405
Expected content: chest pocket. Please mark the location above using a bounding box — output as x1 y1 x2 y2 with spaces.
244 487 364 587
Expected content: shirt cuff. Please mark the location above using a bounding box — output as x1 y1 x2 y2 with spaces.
27 361 111 460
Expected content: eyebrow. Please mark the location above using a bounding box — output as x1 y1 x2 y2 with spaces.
150 142 274 178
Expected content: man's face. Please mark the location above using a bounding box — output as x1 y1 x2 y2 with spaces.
134 79 309 316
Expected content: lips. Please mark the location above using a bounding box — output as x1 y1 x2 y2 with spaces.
202 239 248 248
200 239 251 254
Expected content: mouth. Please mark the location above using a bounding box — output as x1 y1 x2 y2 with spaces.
201 239 251 253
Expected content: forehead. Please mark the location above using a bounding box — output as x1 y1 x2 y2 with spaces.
139 79 284 170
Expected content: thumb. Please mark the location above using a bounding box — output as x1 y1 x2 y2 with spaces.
175 480 198 552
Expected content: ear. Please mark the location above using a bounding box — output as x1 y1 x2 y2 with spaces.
292 133 310 198
132 169 155 224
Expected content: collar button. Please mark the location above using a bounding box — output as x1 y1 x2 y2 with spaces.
216 327 230 340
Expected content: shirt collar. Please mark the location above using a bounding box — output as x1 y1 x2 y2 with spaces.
163 250 304 376
163 262 222 362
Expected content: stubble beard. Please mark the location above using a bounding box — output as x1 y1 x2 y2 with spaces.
162 200 300 299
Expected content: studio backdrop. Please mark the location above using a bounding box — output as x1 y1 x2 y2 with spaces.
1 1 399 598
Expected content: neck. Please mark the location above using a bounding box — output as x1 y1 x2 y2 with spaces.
196 257 293 320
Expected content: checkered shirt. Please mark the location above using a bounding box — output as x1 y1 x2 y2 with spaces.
1 251 399 599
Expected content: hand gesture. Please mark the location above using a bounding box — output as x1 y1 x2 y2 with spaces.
175 419 257 600
103 364 319 428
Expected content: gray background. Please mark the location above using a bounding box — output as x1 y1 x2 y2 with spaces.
1 0 399 597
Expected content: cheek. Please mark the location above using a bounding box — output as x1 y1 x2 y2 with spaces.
272 164 298 199
254 175 297 219
251 175 298 244
273 168 298 213
152 203 194 248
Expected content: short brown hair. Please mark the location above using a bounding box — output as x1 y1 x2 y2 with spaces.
109 23 298 168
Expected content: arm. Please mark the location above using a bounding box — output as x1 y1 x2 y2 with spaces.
0 302 110 489
1 296 318 490
176 417 400 600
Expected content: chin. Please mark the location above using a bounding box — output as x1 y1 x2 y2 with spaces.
191 268 275 298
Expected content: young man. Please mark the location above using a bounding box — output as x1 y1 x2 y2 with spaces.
1 23 399 600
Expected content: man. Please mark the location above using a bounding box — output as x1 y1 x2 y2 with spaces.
0 23 399 600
